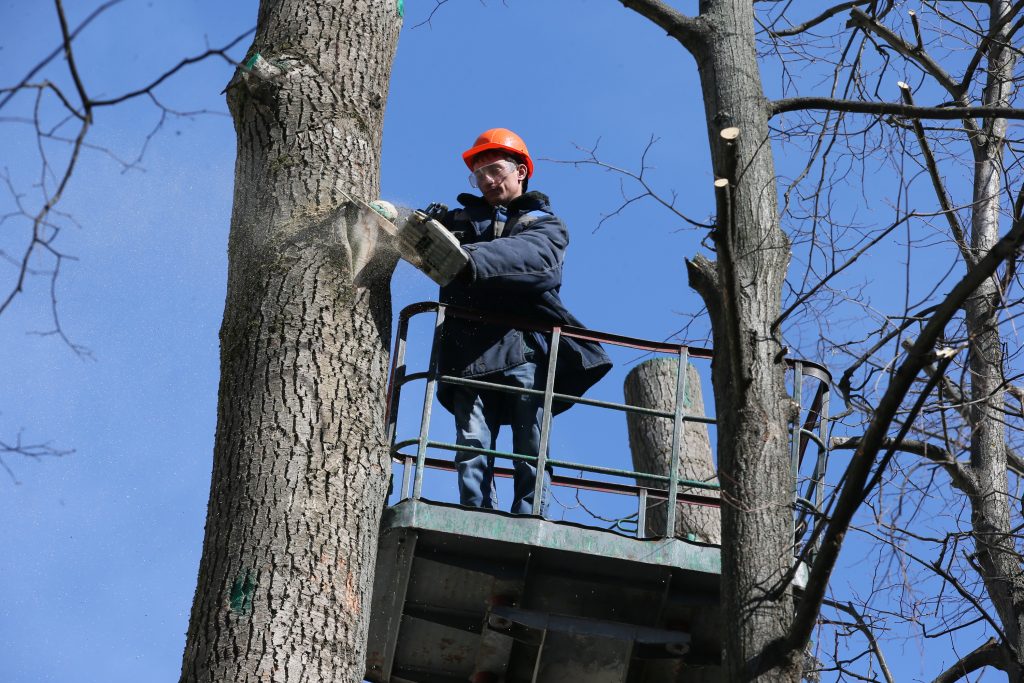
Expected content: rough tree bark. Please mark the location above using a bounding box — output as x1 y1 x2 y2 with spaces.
179 2 402 682
625 358 721 543
960 0 1024 675
619 2 799 680
685 7 797 683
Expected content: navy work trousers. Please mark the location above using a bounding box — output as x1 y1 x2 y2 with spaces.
451 360 552 515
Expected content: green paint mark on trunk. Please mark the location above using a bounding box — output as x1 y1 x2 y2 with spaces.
229 571 256 615
396 0 404 18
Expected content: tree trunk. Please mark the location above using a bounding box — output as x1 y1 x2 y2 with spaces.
963 1 1024 676
625 358 721 543
180 3 402 682
684 2 798 680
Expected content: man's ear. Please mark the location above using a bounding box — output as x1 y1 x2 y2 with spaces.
517 164 528 182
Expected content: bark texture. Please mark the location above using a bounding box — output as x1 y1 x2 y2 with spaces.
620 1 799 679
624 358 721 543
180 2 402 682
961 1 1024 675
685 3 798 680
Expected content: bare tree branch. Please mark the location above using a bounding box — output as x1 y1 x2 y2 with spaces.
772 98 1024 120
847 7 962 97
788 194 1024 657
831 436 975 491
931 637 1011 683
824 599 896 683
616 0 708 51
768 1 873 38
773 212 916 332
55 0 91 108
0 0 125 111
958 0 1024 95
546 137 715 231
904 338 1024 477
89 28 254 107
898 81 974 266
0 1 253 349
0 431 74 484
835 306 940 404
929 555 1012 651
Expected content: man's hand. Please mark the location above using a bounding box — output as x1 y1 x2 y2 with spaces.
397 210 469 287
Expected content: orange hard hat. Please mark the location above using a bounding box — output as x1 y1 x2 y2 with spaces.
462 128 534 179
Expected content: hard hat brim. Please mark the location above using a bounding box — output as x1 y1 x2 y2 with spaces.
462 142 535 179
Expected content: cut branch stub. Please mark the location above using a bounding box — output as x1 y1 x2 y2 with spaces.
908 11 923 52
624 358 721 543
718 126 740 185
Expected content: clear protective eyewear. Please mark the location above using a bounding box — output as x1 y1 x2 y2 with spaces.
469 160 518 189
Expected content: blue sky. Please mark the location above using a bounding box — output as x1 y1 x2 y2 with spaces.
0 1 1000 681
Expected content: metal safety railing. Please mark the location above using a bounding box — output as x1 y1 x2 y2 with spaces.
384 302 832 544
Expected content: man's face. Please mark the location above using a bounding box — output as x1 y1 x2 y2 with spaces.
471 150 527 206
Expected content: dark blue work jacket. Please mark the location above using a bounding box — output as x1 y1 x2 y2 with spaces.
436 191 612 416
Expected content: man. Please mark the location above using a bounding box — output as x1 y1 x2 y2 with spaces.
433 128 612 515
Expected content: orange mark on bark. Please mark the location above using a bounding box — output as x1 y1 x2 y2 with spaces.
342 564 361 616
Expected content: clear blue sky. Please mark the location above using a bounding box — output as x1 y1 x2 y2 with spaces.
0 1 995 681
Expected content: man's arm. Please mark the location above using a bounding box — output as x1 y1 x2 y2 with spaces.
462 215 568 293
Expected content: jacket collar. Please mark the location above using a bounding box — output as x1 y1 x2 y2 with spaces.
457 191 551 215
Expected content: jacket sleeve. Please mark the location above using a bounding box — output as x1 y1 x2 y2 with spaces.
464 214 569 294
463 214 568 293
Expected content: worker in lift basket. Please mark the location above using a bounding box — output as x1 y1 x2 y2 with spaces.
431 127 612 516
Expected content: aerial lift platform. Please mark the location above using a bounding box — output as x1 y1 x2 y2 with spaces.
366 303 830 683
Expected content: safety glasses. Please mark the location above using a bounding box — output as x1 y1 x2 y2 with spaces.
469 160 518 189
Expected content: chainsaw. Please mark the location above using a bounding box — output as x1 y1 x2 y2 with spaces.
342 193 468 287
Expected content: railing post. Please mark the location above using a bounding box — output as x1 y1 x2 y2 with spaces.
637 488 648 539
665 347 689 538
412 305 446 501
789 362 804 499
812 384 830 558
387 313 411 500
533 327 561 515
814 385 829 509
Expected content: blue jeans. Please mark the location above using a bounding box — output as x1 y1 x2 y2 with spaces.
452 361 552 515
